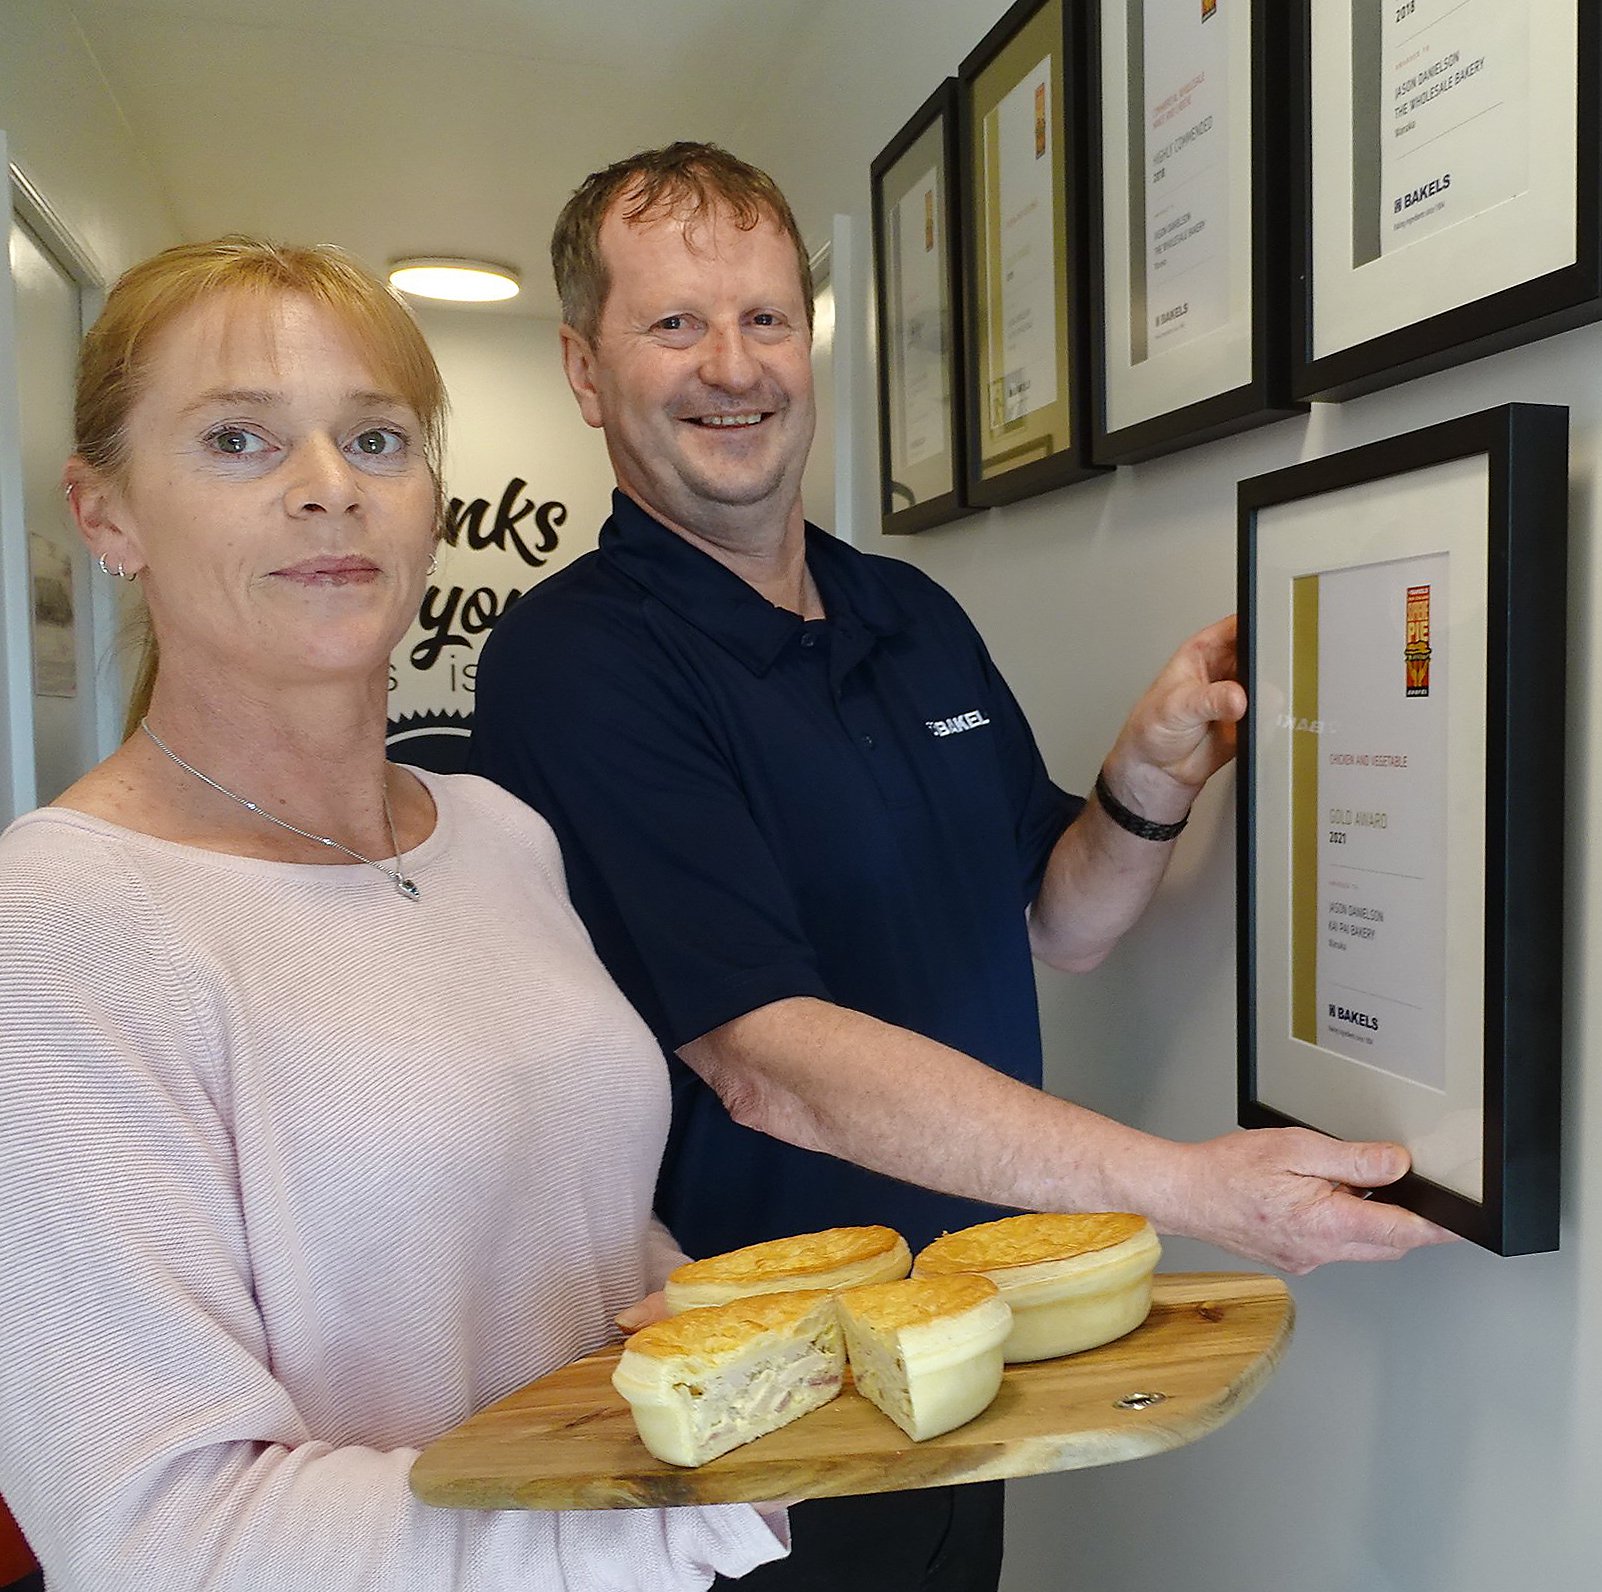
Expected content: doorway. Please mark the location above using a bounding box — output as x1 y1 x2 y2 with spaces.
0 151 115 819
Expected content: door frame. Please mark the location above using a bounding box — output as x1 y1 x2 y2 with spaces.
0 144 113 821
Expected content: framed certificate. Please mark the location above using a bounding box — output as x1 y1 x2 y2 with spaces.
1088 0 1304 463
871 81 975 536
958 0 1106 505
1237 404 1567 1255
1293 0 1600 401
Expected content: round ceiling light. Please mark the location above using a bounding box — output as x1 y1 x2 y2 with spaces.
388 257 521 303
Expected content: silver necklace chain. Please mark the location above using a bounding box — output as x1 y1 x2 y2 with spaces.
139 718 421 902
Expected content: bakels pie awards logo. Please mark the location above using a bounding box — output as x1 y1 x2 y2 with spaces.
1405 584 1431 697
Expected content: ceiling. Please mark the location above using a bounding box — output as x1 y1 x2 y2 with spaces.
65 0 827 319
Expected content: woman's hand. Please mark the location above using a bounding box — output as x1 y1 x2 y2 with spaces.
615 1290 670 1334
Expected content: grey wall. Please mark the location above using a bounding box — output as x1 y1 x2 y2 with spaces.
1 0 180 283
738 2 1602 1587
0 4 182 818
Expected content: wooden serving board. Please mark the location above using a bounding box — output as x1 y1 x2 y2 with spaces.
410 1272 1292 1511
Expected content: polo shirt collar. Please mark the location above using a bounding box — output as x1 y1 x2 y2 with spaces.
598 490 905 675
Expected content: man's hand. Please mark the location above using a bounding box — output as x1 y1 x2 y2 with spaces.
1100 613 1246 824
1148 1127 1459 1274
684 998 1458 1275
1030 615 1247 968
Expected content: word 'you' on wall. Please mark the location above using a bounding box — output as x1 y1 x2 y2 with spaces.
387 476 567 771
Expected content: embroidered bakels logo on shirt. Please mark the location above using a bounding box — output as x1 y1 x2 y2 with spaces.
926 710 993 737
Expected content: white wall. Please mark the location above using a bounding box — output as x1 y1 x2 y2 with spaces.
0 7 616 779
387 305 616 768
738 2 1602 1587
0 1 182 817
0 0 179 283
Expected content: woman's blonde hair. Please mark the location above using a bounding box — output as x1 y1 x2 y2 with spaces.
73 237 449 735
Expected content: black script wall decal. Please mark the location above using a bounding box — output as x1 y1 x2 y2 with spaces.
390 477 570 772
444 479 566 568
409 584 527 670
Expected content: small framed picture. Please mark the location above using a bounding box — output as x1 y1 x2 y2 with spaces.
1237 403 1567 1255
1088 0 1304 463
958 0 1106 505
28 533 76 699
1292 0 1601 401
870 81 975 535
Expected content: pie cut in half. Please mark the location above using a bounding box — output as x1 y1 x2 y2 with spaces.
835 1273 1012 1441
611 1289 845 1467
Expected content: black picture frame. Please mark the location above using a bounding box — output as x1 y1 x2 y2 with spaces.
870 80 976 535
1086 0 1304 464
957 0 1107 506
1237 403 1566 1255
1291 1 1601 402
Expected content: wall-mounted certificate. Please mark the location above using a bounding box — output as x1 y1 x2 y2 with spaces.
1089 0 1303 462
958 0 1105 505
1238 404 1567 1255
1288 556 1450 1092
871 81 976 536
1294 0 1600 400
1133 0 1231 359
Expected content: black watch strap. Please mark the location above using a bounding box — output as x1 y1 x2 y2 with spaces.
1094 769 1190 843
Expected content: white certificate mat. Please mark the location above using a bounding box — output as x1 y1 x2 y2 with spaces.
1303 554 1450 1090
1311 0 1575 359
1373 0 1529 261
1251 456 1489 1202
1100 0 1253 431
1139 0 1231 356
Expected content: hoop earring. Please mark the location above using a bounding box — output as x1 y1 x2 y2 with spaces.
97 553 135 581
426 551 439 577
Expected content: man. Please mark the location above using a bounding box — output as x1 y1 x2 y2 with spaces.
470 143 1451 1591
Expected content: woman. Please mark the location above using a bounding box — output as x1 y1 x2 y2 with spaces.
0 239 788 1590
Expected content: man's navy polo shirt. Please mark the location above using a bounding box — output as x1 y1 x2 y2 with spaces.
470 492 1082 1256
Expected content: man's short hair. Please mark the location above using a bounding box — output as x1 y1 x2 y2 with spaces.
551 141 815 342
